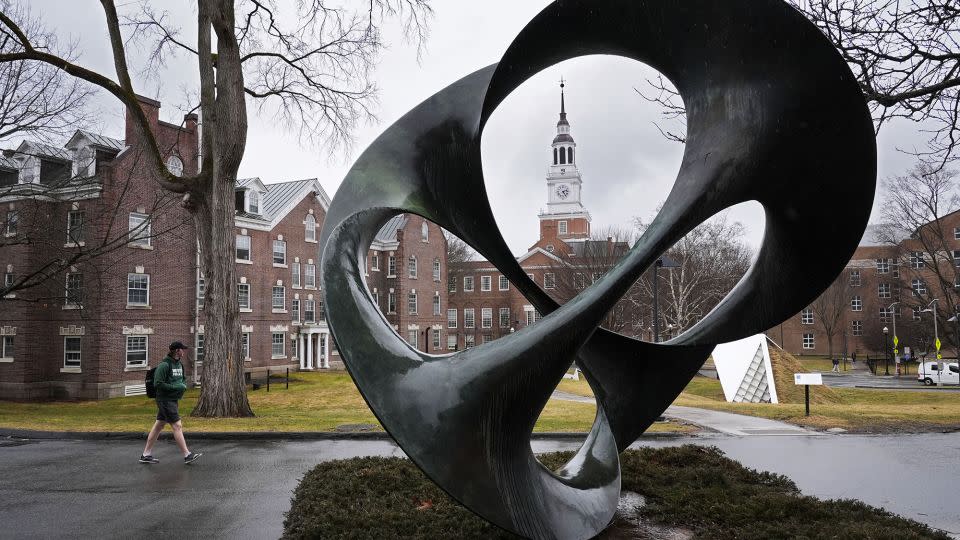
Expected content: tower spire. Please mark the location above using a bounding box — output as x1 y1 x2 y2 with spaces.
559 77 567 124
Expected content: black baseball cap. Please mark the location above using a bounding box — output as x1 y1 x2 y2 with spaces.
169 341 190 351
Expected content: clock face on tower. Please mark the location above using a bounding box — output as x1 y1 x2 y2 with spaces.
555 184 570 200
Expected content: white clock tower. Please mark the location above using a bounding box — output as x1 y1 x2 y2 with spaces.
539 80 591 240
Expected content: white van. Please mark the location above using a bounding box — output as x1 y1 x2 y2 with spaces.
917 361 960 386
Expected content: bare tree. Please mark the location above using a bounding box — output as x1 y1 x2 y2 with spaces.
634 215 753 337
444 229 476 265
639 0 960 165
810 276 851 360
0 1 431 417
0 2 95 143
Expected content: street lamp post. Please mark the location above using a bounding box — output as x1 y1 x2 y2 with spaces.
883 326 889 376
652 256 680 343
888 301 899 377
921 298 941 386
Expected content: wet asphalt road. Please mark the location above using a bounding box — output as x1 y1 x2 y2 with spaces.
1 434 958 539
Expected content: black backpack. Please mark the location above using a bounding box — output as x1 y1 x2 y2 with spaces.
145 366 158 398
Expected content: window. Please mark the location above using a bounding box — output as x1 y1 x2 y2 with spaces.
305 299 316 322
448 275 456 293
236 234 251 261
801 308 813 325
1 335 12 359
387 255 396 277
128 213 150 247
879 307 892 323
802 333 814 350
955 227 960 240
447 308 457 328
546 244 555 253
465 334 475 348
305 264 316 288
127 273 150 306
408 256 418 278
544 273 556 290
407 330 418 348
305 214 317 241
464 308 475 329
954 250 960 267
272 333 285 357
388 291 396 313
241 333 251 360
558 220 568 235
371 253 380 271
273 240 287 265
126 336 148 368
432 329 441 349
849 270 861 287
574 273 586 290
248 190 260 214
852 320 863 336
197 277 205 308
463 276 474 292
292 262 301 288
292 299 301 323
912 278 927 296
878 283 891 298
480 276 492 291
526 309 542 326
68 210 85 244
195 333 205 363
850 295 862 311
447 334 457 350
499 307 510 328
876 258 890 274
272 286 285 310
372 290 380 308
65 272 83 306
421 222 429 242
433 258 441 281
481 307 492 329
64 337 81 368
5 211 18 235
499 275 509 291
408 291 418 314
238 283 251 309
910 251 924 269
433 293 441 316
482 334 492 344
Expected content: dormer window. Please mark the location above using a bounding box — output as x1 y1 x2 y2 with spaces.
235 188 261 214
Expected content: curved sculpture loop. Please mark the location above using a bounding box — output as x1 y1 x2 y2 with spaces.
320 1 876 538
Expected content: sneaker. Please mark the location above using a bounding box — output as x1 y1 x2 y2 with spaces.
139 454 159 464
184 452 203 464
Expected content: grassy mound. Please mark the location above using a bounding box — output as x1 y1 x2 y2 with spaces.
283 446 947 539
768 342 841 405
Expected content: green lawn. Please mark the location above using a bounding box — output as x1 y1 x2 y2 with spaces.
0 371 690 434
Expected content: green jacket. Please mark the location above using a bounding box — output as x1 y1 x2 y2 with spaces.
154 355 187 401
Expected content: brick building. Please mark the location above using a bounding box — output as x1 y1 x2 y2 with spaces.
0 96 444 400
769 212 960 362
447 83 628 348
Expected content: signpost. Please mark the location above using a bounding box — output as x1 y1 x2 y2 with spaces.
794 373 823 416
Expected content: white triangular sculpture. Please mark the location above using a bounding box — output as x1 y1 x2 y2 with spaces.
712 334 779 404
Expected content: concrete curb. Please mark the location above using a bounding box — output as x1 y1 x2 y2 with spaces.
853 385 960 391
0 429 691 442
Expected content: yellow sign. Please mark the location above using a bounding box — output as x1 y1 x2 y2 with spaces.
893 336 899 347
894 348 899 355
937 353 943 360
936 338 942 351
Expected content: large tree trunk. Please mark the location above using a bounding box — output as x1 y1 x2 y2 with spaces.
190 0 252 417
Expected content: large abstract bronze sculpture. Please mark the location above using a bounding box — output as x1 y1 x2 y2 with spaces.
319 0 876 538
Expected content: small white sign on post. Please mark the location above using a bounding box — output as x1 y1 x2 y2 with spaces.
794 373 823 386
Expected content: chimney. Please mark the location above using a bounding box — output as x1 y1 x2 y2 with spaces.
125 94 161 145
184 112 198 133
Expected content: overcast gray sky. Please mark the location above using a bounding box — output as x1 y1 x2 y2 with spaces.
27 1 926 255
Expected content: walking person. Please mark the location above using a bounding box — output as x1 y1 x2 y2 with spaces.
831 356 840 373
139 341 202 465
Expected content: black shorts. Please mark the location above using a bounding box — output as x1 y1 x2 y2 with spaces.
156 400 181 423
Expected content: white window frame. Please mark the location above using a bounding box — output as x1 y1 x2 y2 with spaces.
801 308 813 325
912 279 927 296
558 220 568 235
272 333 285 358
387 292 396 313
499 307 510 328
850 295 862 312
448 276 456 293
849 270 861 287
481 307 493 329
305 264 316 288
464 308 475 329
236 234 251 262
305 299 316 322
852 320 863 336
5 210 18 236
465 334 475 349
432 329 441 349
371 253 380 271
292 298 301 323
272 286 285 310
498 275 509 291
480 275 492 292
127 273 150 307
238 283 251 310
447 334 457 350
67 210 85 245
64 336 81 369
433 258 441 281
421 222 429 242
876 258 890 274
447 308 457 328
65 272 83 307
273 240 287 265
125 335 148 368
197 277 205 308
408 291 418 314
463 276 474 292
910 251 924 269
242 332 251 360
433 293 441 316
802 333 814 350
388 255 396 277
0 335 12 360
408 256 418 278
879 307 892 323
128 212 150 248
304 214 317 242
292 262 301 288
878 283 891 298
544 273 556 290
